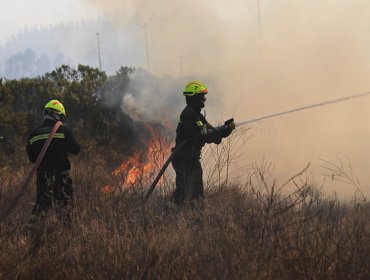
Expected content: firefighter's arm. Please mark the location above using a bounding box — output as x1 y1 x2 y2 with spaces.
201 119 235 144
26 136 37 163
63 127 81 155
201 123 223 144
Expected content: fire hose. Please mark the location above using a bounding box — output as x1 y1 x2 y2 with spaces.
144 140 187 201
1 121 63 221
144 90 370 201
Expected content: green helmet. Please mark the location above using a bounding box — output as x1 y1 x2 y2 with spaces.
44 100 66 117
183 80 208 96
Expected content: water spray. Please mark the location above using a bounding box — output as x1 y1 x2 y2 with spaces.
235 91 370 127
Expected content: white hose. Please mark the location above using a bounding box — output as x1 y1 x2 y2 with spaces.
235 91 370 127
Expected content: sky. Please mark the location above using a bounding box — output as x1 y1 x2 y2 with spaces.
0 0 244 44
1 0 370 198
0 0 101 44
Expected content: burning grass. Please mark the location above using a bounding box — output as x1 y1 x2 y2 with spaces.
1 153 369 279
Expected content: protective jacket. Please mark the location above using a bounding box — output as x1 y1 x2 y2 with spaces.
26 119 80 171
172 104 226 204
175 105 223 159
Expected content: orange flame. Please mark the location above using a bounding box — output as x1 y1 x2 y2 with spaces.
102 124 173 193
102 185 115 194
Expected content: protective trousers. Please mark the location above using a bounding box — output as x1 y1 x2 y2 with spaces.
31 170 73 225
171 155 204 205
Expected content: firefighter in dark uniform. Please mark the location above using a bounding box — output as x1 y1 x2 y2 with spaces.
171 81 235 205
27 100 80 225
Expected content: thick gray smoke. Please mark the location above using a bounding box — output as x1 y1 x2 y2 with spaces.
120 69 185 124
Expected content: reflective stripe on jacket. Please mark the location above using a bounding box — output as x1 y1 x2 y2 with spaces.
26 119 81 171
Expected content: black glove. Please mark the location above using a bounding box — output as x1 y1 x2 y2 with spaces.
213 136 222 144
219 118 235 138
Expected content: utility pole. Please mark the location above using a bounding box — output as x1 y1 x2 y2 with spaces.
96 32 102 71
143 23 151 72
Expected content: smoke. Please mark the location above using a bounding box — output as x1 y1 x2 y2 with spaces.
2 0 367 196
85 0 232 76
121 69 184 124
82 0 370 197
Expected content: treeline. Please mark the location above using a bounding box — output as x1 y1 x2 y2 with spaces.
0 19 144 79
4 48 57 80
0 65 144 166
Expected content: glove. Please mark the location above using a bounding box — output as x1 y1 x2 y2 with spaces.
219 118 235 138
213 136 222 144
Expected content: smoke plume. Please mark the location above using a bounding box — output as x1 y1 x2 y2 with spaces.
82 0 370 197
3 0 370 197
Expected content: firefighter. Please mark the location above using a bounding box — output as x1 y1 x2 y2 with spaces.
171 80 235 205
26 100 80 226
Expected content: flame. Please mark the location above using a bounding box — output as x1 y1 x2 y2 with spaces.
102 185 115 194
102 124 173 193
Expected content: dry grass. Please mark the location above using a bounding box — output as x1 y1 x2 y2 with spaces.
1 139 370 279
1 164 369 279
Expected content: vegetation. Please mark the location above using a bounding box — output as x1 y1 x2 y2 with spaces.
0 152 369 279
0 64 149 166
0 65 369 279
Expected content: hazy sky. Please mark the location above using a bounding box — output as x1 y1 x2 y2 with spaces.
0 0 101 44
2 0 370 198
0 0 244 44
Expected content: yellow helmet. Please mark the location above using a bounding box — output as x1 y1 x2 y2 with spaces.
44 100 66 116
183 80 208 96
